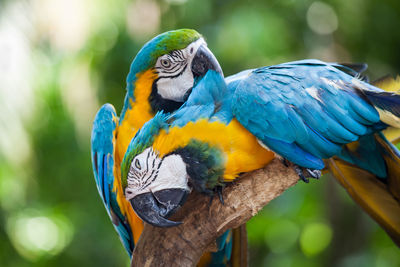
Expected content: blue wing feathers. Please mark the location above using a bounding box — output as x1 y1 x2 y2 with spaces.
231 60 387 169
363 90 400 122
91 104 134 256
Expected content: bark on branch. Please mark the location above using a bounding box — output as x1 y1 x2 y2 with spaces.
131 158 299 267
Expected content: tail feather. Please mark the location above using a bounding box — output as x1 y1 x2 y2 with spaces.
361 75 400 127
382 127 400 144
197 226 248 267
372 75 400 93
363 90 400 127
327 155 400 246
376 134 400 201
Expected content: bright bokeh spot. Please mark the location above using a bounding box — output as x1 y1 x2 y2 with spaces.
24 217 59 251
7 212 74 261
300 222 333 256
307 1 338 35
33 0 91 52
0 1 34 167
126 0 160 40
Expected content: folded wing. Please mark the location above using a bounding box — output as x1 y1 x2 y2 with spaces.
91 104 135 256
230 59 381 170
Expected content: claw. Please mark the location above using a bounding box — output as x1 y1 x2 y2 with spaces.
208 195 214 207
282 158 290 167
208 186 225 207
294 165 309 183
305 169 322 180
293 164 321 183
216 186 224 205
282 158 321 183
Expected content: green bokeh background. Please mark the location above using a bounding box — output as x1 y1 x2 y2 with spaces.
0 0 399 266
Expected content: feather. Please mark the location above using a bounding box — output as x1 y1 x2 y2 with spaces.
355 75 400 127
326 74 400 248
231 60 381 169
327 157 400 246
372 75 400 93
91 104 136 256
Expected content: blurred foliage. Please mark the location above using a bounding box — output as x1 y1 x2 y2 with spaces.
0 0 399 266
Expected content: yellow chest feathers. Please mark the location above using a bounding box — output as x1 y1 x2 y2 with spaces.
152 119 275 181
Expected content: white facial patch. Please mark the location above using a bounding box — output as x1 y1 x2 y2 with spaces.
151 154 190 192
155 38 207 102
125 147 161 193
125 148 190 200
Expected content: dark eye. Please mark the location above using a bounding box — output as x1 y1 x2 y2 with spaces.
135 159 141 170
160 59 171 68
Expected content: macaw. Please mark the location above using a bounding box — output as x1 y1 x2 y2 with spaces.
120 61 400 245
91 29 239 265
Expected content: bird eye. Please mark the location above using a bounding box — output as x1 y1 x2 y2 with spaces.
135 159 141 170
161 59 171 68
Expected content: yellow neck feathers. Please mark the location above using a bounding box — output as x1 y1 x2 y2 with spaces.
116 69 158 162
113 69 158 244
152 119 275 181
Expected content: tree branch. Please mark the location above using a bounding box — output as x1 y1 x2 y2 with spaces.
131 158 299 267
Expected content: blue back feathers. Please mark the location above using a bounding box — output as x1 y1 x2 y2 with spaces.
231 60 385 170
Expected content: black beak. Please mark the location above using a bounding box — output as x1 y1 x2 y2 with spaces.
129 189 189 228
191 45 223 78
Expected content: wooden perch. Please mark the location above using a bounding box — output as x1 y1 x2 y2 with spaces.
131 158 299 267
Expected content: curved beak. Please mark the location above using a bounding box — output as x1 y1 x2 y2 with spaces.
191 45 223 78
129 188 189 227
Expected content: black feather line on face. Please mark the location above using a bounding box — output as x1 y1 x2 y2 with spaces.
149 78 184 113
142 168 156 188
157 63 188 79
141 158 163 190
158 63 182 74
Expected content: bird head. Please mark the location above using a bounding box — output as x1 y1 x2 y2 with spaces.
120 113 191 227
127 29 223 113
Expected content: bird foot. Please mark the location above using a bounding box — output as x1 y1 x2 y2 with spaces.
282 159 321 183
282 158 290 167
208 186 225 207
293 165 321 183
216 186 224 205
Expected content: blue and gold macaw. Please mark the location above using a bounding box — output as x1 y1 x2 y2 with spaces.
91 29 241 265
120 61 400 245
